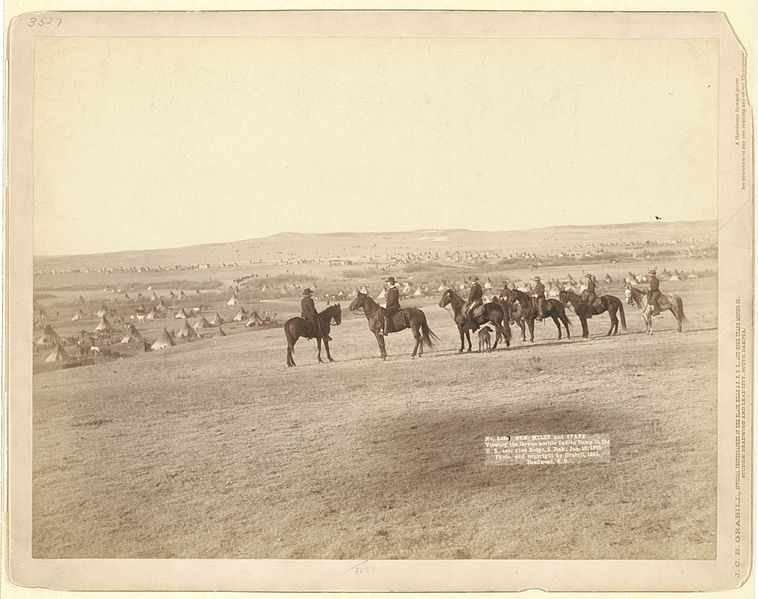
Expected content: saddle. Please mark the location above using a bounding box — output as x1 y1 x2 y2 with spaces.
383 309 408 333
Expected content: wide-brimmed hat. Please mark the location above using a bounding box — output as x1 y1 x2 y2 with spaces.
648 270 657 275
385 276 396 284
534 276 541 281
303 288 313 295
470 275 479 282
585 273 593 278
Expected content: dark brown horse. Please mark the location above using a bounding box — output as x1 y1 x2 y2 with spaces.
503 288 571 342
349 292 438 360
284 303 342 367
438 288 510 352
559 289 626 338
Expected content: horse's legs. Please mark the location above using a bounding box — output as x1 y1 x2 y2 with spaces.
527 318 535 342
465 329 472 352
490 322 500 350
562 315 571 339
286 331 296 367
670 307 682 332
458 325 465 353
518 319 526 342
374 332 387 359
581 317 589 338
411 324 423 358
324 338 335 362
551 314 561 340
316 337 323 363
607 307 618 336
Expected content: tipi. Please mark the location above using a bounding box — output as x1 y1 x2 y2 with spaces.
210 313 224 325
174 308 189 319
120 324 145 344
176 320 198 340
227 292 239 306
94 316 112 333
71 309 86 321
193 316 211 330
45 343 69 363
151 328 175 350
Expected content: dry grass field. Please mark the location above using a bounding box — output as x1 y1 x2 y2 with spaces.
32 271 717 559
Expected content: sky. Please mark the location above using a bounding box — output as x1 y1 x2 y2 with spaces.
33 36 718 255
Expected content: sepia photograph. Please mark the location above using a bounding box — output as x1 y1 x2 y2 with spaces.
6 9 753 593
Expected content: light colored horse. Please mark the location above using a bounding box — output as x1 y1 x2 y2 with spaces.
624 283 686 334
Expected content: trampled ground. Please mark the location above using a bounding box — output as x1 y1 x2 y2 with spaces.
32 278 717 559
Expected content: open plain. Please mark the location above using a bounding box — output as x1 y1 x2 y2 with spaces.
31 222 718 559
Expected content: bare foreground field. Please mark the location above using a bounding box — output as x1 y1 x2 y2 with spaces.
32 277 717 560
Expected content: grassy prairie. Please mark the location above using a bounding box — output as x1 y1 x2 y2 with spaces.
32 275 717 559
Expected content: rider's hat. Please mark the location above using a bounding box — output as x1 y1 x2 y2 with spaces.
385 276 396 284
303 288 313 295
534 276 541 281
648 269 657 275
586 273 593 278
470 275 479 282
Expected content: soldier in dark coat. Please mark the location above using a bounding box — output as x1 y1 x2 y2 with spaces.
466 275 484 317
533 276 546 320
300 288 324 338
647 270 661 312
381 276 401 336
583 273 598 307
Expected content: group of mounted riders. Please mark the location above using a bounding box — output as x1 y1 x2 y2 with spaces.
298 269 664 338
285 267 675 365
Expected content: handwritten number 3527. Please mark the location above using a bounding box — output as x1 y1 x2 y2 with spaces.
27 17 62 27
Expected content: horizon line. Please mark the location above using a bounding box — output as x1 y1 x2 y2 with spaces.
34 218 717 260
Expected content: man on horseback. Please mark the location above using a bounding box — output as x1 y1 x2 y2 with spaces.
301 288 327 340
582 273 602 310
466 275 484 318
380 276 401 336
533 276 546 321
647 269 662 315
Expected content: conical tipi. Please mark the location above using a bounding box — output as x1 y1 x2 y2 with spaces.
94 316 112 333
174 308 189 319
120 324 145 344
193 316 211 330
176 320 198 340
227 292 239 306
151 328 175 350
45 342 69 363
210 313 224 325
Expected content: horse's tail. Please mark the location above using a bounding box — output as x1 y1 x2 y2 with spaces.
676 296 687 322
619 300 627 331
420 315 439 348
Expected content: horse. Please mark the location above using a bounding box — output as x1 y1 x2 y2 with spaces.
502 288 571 342
438 288 511 353
559 289 626 338
348 292 438 360
624 284 686 334
284 303 342 367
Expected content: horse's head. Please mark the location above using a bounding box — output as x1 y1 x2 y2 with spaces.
624 284 637 306
438 288 453 308
348 293 364 313
331 303 342 325
558 290 568 304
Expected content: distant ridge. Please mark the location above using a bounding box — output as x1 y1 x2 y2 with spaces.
34 219 716 273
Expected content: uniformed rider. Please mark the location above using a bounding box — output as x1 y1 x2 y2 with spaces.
533 276 546 320
466 275 484 317
380 276 401 336
300 288 324 338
